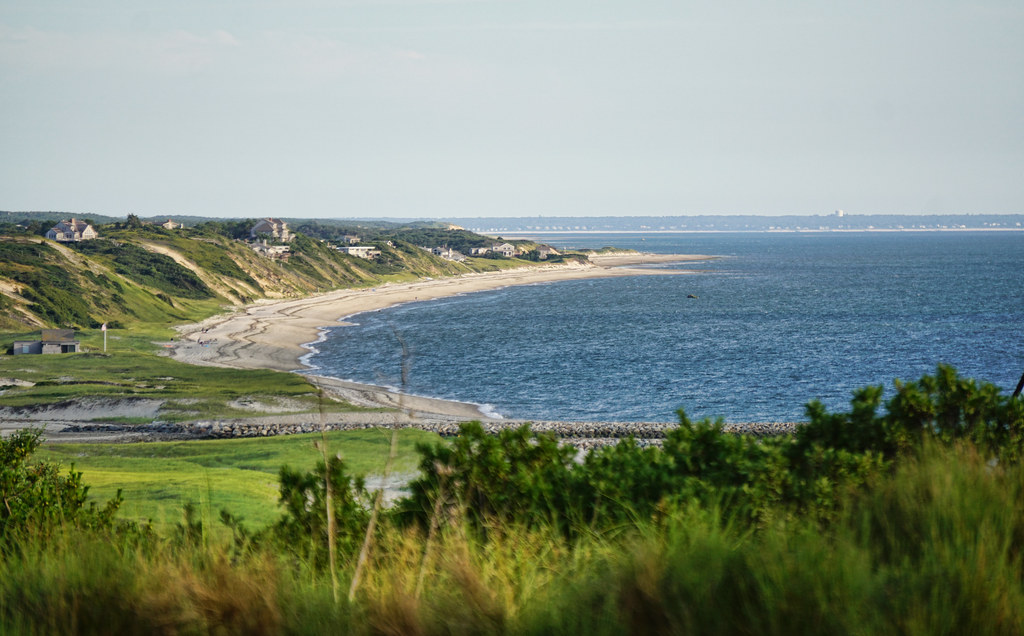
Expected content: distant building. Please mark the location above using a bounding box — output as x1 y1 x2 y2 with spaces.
46 218 98 242
470 247 490 256
249 241 290 259
338 246 381 259
13 329 81 355
432 247 466 262
161 219 182 230
340 234 361 244
250 218 291 242
537 246 560 260
491 242 516 258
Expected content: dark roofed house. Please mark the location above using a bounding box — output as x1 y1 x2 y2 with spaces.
13 329 81 355
46 218 98 242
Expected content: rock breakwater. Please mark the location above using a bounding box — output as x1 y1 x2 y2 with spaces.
58 418 803 446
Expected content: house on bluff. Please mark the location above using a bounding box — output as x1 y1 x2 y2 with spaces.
250 218 291 242
46 218 98 242
12 329 81 355
491 242 517 258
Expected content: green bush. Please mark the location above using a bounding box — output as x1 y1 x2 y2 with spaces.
269 455 371 565
0 430 123 543
401 366 1023 536
402 422 580 534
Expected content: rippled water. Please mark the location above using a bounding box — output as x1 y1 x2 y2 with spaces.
307 232 1024 423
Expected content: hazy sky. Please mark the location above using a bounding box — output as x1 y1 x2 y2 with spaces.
2 1 1022 219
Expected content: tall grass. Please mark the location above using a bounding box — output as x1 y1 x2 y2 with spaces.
4 441 1023 634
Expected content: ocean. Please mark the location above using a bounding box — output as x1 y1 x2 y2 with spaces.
306 232 1024 423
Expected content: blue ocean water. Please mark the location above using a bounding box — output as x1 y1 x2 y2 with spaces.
307 232 1024 423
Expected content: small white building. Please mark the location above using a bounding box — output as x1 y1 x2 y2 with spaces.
426 246 467 262
46 219 98 242
250 241 290 259
161 219 182 230
338 246 381 259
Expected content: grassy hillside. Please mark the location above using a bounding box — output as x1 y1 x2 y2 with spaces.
0 237 225 332
0 220 555 334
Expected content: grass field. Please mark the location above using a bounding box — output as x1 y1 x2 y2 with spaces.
36 428 441 529
0 348 378 420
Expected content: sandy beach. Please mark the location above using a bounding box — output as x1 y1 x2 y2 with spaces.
169 253 712 419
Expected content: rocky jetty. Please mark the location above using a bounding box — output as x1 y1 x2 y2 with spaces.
59 418 803 447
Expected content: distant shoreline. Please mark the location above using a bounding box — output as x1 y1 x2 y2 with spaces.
496 228 1024 235
170 253 712 421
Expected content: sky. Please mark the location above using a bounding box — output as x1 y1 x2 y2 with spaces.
1 1 1022 219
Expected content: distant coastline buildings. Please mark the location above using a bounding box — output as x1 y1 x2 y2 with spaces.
46 218 98 242
459 213 1024 234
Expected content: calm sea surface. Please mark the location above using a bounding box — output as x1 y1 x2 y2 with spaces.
306 232 1024 423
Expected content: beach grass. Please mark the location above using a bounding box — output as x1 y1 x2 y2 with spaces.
6 442 1024 634
0 348 374 419
35 428 440 528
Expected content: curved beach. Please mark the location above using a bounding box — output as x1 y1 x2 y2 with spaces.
169 254 711 419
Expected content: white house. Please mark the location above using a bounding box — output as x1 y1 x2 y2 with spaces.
338 246 381 259
492 242 516 258
46 219 98 242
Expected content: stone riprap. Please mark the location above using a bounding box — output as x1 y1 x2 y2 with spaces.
58 418 802 447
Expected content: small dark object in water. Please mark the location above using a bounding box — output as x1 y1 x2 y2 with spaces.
687 294 698 299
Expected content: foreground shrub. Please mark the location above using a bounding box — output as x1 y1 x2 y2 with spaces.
400 366 1022 538
269 454 371 565
0 429 123 544
2 366 1023 633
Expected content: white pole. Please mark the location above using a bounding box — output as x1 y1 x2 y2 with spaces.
102 322 107 352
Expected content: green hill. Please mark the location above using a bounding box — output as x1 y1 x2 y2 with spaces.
0 220 554 334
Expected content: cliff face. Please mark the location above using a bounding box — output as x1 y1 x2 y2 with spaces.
0 226 485 331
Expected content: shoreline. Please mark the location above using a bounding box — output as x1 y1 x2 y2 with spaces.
169 254 712 420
